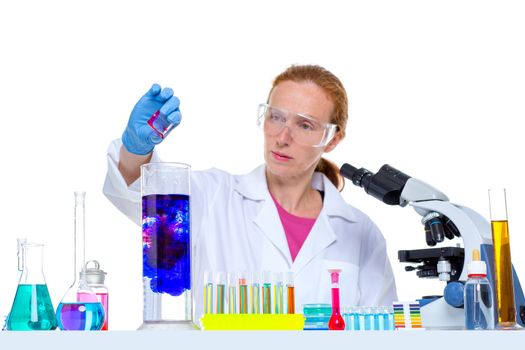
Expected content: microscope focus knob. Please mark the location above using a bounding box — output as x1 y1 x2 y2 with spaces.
444 281 464 308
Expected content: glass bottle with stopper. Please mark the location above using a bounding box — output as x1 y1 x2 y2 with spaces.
81 260 109 330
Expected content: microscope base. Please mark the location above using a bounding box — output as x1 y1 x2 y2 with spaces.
420 297 464 329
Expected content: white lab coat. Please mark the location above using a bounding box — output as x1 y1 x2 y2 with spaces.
103 139 397 325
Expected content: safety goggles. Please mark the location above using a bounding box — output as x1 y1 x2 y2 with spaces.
257 103 337 148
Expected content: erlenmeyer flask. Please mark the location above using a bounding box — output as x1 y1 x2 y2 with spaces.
7 241 57 331
56 191 105 331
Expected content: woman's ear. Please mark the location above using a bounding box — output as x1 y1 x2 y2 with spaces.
324 132 343 153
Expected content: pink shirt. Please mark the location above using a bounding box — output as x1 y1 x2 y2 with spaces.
271 194 317 262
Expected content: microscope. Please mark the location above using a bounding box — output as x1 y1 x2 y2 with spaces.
340 163 525 329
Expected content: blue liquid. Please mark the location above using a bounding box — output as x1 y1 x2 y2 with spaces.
388 312 394 330
7 284 57 331
56 302 105 330
364 311 373 330
374 313 381 330
382 312 390 330
349 310 359 330
142 194 190 297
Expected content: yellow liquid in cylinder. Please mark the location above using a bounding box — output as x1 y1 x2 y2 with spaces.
491 220 516 327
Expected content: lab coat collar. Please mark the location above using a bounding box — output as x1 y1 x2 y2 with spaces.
240 164 357 273
234 164 358 223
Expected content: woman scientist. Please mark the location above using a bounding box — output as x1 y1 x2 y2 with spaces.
103 64 398 322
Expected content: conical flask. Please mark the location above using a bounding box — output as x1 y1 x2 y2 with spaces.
56 191 105 331
7 240 57 331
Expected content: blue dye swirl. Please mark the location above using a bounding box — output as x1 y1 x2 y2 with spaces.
142 194 190 296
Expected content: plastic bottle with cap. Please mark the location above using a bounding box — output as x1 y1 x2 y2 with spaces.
81 260 109 330
464 249 494 330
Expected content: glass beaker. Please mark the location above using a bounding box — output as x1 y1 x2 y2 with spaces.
7 241 57 331
140 162 192 329
488 188 517 329
56 192 105 331
147 110 176 139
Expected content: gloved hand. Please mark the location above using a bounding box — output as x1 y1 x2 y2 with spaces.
122 84 182 155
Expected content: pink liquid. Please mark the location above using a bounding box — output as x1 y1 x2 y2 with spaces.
328 287 345 330
77 292 108 331
147 110 175 139
97 293 109 331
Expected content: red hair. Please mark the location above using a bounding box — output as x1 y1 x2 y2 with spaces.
269 65 348 190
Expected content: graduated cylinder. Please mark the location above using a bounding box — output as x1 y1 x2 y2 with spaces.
488 188 516 329
141 162 192 327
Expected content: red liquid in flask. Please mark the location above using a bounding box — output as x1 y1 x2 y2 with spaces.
328 270 345 330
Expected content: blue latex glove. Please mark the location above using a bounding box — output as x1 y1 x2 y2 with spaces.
122 84 182 155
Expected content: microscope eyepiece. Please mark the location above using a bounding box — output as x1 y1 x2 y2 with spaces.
340 164 373 187
339 163 411 206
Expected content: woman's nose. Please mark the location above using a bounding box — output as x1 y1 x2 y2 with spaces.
276 124 293 145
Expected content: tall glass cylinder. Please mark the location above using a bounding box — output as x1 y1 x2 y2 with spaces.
488 188 516 329
140 162 192 329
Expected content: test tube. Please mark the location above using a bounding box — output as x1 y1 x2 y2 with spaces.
228 272 237 314
215 271 226 314
374 306 386 331
387 306 396 331
342 307 349 330
251 272 261 314
286 272 295 314
263 271 272 314
357 307 365 331
238 271 249 314
364 307 373 330
348 307 357 331
203 270 213 314
274 272 284 314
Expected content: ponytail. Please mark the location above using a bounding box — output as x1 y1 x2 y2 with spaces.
315 157 344 192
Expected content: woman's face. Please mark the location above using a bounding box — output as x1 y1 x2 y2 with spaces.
264 80 341 180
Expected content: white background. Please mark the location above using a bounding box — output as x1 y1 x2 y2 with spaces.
1 0 524 330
